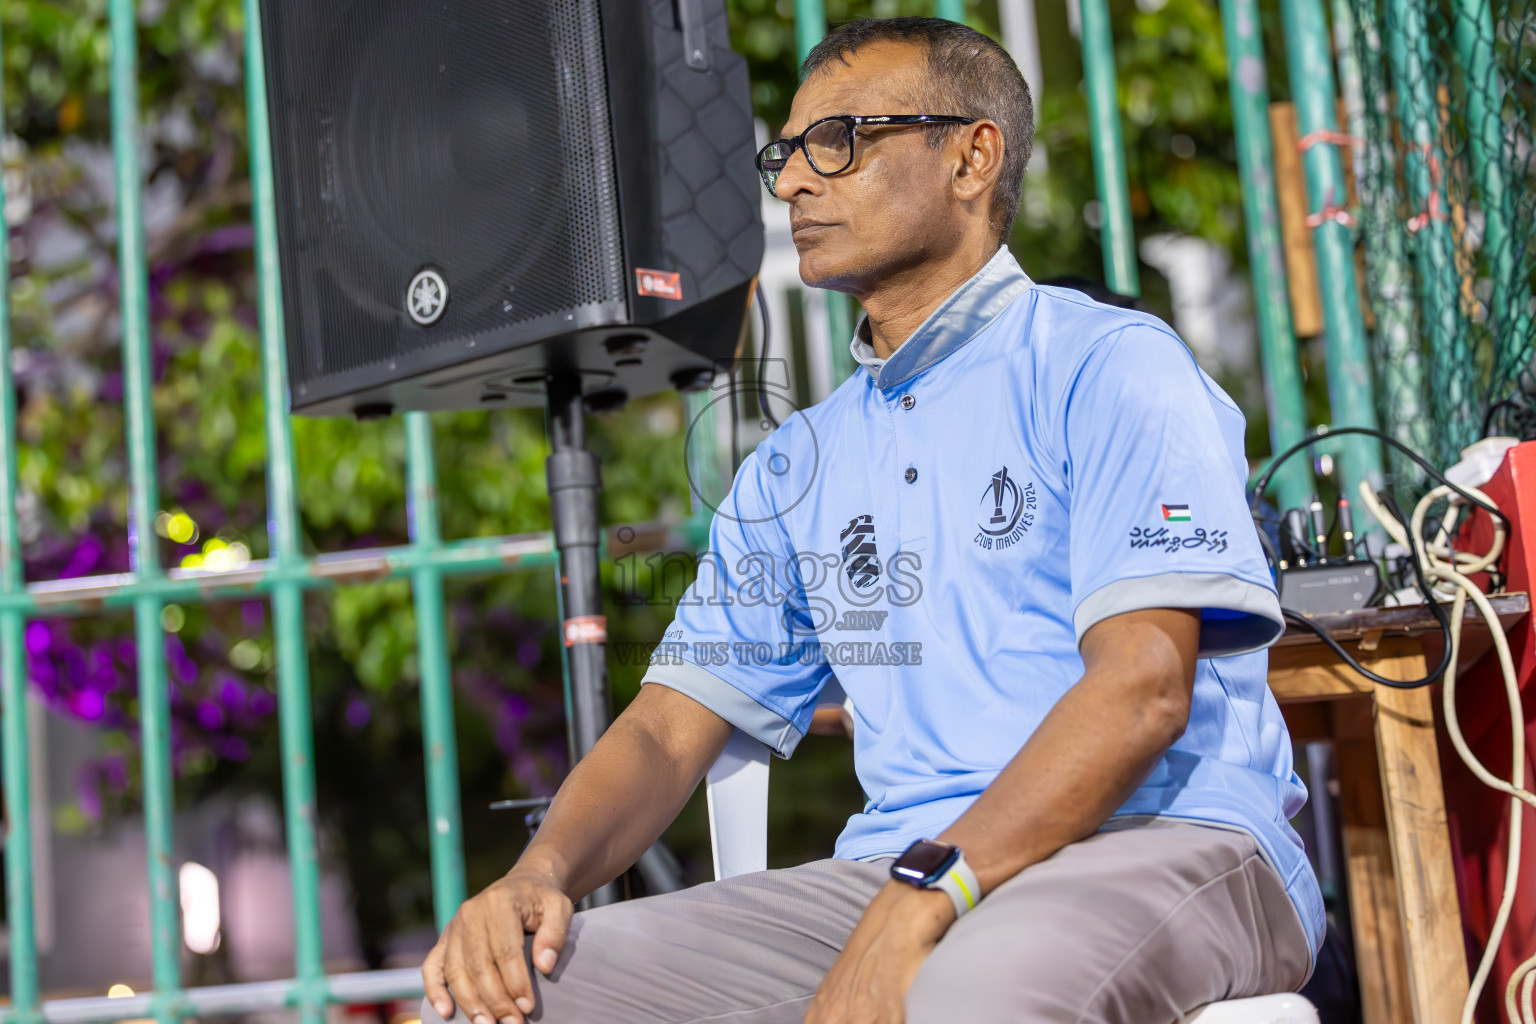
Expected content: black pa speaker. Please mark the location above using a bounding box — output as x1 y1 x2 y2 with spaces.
258 0 764 416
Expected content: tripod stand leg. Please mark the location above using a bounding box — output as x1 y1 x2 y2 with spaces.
543 373 688 904
545 373 620 908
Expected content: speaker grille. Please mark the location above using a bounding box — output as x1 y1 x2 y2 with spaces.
264 0 625 394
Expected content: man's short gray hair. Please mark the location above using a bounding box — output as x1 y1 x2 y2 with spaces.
801 18 1035 240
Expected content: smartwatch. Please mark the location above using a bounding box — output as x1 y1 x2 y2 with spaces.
890 838 981 919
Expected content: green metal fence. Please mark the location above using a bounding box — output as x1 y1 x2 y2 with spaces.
1343 0 1536 470
0 3 1048 1024
0 0 1385 1019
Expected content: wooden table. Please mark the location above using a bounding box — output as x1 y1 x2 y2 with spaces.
1271 594 1529 1024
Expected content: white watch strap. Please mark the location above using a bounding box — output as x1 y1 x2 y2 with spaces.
933 852 981 919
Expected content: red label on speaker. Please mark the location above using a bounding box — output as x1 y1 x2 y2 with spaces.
635 268 683 300
563 615 608 647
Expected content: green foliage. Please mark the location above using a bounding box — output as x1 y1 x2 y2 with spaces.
13 0 1266 964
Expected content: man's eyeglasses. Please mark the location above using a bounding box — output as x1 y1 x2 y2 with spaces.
755 114 978 198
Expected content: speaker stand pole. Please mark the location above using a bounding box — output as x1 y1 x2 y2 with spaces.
544 372 620 908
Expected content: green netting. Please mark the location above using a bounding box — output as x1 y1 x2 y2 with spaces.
1341 0 1536 470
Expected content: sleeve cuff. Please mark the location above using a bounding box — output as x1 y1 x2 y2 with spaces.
1073 572 1285 658
641 660 807 758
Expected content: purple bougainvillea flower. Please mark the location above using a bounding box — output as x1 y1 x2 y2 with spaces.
343 695 371 730
70 688 106 721
163 635 197 685
248 689 276 716
241 601 265 631
102 756 129 792
62 645 88 685
99 371 124 403
60 535 105 579
88 644 119 691
195 700 225 730
201 224 254 253
517 637 541 668
24 621 50 655
217 674 247 712
494 718 519 757
76 770 103 821
27 657 58 697
217 736 250 761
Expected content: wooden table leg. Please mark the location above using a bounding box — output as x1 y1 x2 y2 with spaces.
1373 674 1471 1022
1335 701 1414 1024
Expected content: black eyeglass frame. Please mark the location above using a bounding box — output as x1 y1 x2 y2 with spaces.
755 114 979 196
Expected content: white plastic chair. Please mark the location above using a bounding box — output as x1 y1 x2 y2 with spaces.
703 726 1320 1024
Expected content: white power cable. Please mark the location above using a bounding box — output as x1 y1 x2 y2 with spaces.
1360 481 1534 1023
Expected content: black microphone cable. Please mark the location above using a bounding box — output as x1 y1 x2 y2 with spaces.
755 282 780 430
1251 425 1509 689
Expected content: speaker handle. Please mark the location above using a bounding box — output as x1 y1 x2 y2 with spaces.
678 0 711 71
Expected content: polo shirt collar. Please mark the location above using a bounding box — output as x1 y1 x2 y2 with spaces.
848 244 1033 389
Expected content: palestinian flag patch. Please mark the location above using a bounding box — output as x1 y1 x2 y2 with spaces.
1161 504 1192 522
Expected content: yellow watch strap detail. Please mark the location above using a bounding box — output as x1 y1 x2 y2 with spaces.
948 867 976 909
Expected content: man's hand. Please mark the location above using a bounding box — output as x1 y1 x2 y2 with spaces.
803 608 1199 1022
419 684 733 1024
423 866 573 1024
804 883 956 1024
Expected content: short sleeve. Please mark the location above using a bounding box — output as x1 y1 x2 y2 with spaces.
641 448 832 757
1062 326 1283 657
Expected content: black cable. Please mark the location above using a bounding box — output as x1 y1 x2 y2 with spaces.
728 364 740 476
1256 524 1281 569
1250 425 1512 535
755 283 780 429
1252 427 1479 689
1483 398 1519 440
1280 609 1452 687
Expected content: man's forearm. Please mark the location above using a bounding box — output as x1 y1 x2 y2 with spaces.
937 610 1199 893
514 684 733 900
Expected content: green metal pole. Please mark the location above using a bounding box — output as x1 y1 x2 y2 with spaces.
0 606 36 1024
1218 0 1312 512
1077 0 1140 296
936 0 967 22
1279 0 1385 496
824 293 856 383
795 0 827 70
0 10 39 1017
1451 0 1532 384
792 0 860 387
684 389 724 530
109 0 183 1012
405 412 466 929
1386 0 1465 459
243 2 326 1019
1335 0 1433 467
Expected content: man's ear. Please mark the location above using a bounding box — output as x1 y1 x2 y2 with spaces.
952 120 1005 205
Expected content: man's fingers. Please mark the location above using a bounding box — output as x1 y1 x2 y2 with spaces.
422 930 455 1019
487 924 536 1019
461 912 525 1024
441 953 486 1024
528 890 573 976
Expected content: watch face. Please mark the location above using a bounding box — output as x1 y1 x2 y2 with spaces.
891 839 959 886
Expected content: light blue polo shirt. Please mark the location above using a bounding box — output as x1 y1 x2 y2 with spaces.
642 245 1324 958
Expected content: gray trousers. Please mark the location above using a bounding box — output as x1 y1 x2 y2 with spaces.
421 819 1311 1024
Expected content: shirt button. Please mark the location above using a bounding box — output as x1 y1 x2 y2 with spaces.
900 394 916 411
904 467 918 484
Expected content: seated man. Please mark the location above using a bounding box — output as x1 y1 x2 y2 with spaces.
422 16 1321 1023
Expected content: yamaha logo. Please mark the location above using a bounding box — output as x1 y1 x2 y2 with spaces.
407 269 448 326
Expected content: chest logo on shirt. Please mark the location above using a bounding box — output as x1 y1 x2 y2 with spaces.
974 466 1037 552
840 514 882 590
